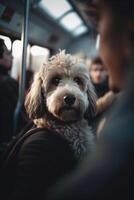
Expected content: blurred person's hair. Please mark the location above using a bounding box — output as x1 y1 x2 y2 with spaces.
101 0 134 19
90 57 104 70
91 57 103 65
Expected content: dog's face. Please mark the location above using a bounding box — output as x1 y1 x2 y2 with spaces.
43 63 93 122
25 51 96 123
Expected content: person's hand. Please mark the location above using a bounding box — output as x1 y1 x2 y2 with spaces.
96 91 115 114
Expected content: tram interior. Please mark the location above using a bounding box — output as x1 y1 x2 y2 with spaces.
0 0 98 76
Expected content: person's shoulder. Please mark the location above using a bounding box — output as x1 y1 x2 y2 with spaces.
19 127 76 165
23 127 62 140
6 76 18 86
0 75 18 88
21 127 72 152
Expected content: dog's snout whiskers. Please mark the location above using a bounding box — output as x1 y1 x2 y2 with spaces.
64 95 76 106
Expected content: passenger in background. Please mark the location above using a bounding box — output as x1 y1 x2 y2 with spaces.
0 38 18 146
88 56 115 135
0 39 27 152
89 56 109 98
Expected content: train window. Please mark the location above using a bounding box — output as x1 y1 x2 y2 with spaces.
12 40 23 58
10 40 50 78
11 40 30 79
0 35 12 50
30 45 50 72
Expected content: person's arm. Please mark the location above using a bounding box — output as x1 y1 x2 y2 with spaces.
96 91 115 114
0 80 17 142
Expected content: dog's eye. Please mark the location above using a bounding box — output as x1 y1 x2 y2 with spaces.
74 77 82 85
51 77 61 86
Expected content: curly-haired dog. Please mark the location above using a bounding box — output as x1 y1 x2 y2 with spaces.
25 50 97 159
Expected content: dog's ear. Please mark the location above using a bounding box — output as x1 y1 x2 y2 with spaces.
25 72 45 119
84 81 97 125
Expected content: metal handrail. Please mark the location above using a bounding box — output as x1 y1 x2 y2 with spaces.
13 0 30 135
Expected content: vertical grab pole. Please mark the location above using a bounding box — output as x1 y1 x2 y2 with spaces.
13 0 30 135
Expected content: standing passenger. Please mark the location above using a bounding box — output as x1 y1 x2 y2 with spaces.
0 39 18 144
89 56 109 98
0 39 28 150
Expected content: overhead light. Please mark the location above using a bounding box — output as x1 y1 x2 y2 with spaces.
73 24 88 36
60 12 82 31
38 0 72 19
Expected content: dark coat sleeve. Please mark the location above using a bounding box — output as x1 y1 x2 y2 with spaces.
0 77 18 142
12 130 76 200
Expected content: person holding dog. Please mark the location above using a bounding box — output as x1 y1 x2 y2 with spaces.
46 0 134 199
1 51 96 200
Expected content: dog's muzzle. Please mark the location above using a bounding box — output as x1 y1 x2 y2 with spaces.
58 94 81 122
63 95 76 106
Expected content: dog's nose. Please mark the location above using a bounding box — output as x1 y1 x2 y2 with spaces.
64 95 76 106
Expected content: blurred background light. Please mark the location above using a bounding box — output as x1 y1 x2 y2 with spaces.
0 35 12 50
39 0 72 19
73 24 88 36
30 45 50 56
60 12 82 31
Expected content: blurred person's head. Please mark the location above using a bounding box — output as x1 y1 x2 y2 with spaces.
89 57 108 85
92 0 134 92
0 38 13 71
81 0 134 140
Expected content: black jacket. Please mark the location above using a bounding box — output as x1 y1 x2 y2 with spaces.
0 66 28 144
0 67 18 143
1 127 77 200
